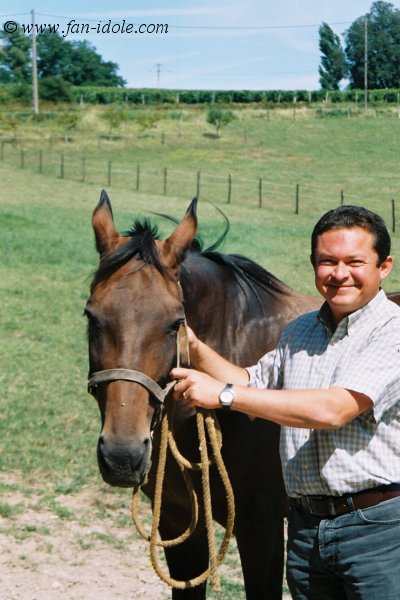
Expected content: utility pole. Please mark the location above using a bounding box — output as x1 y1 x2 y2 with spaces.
31 9 39 114
364 16 368 113
155 63 163 88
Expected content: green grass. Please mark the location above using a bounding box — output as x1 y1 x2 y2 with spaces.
1 107 399 596
208 579 245 599
1 115 400 484
3 105 400 218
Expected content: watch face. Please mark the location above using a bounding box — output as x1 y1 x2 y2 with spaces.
220 389 234 406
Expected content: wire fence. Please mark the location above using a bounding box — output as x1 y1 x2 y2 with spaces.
1 140 398 232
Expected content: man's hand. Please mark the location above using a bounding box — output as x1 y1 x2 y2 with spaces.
171 367 224 409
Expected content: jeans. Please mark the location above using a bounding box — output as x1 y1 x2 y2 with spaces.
286 496 400 600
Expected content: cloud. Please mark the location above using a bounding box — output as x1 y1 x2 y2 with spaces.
80 7 227 19
126 51 201 68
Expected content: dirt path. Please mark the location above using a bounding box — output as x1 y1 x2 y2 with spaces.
0 480 170 600
0 474 291 600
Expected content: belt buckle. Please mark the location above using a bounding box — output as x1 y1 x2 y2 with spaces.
309 496 337 517
327 498 337 517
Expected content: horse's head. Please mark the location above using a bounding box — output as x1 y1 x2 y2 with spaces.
85 190 197 487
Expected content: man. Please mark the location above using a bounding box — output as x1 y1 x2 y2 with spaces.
172 205 400 600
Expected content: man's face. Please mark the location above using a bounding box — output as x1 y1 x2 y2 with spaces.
313 226 393 324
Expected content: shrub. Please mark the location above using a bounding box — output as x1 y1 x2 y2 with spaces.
206 108 235 136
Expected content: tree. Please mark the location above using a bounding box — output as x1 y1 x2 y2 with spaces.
36 32 125 87
64 40 125 87
0 24 31 83
135 111 161 132
318 22 348 90
206 108 235 137
36 30 70 79
0 26 125 88
345 1 400 89
101 104 128 135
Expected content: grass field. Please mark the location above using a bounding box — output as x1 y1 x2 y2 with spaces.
1 106 400 598
3 104 400 216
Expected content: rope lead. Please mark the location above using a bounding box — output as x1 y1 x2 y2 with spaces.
131 402 235 591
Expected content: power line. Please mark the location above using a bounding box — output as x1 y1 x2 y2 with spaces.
0 12 30 17
168 21 351 30
1 12 352 30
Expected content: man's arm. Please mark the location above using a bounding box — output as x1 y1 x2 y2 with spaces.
186 327 249 385
171 367 373 429
231 385 372 428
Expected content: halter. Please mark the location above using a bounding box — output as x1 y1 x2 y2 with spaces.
87 320 190 430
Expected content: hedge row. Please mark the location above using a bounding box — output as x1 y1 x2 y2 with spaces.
1 83 400 106
70 87 400 105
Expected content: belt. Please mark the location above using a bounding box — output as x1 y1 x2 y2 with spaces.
290 483 400 518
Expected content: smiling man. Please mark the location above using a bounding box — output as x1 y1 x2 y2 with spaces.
172 205 400 600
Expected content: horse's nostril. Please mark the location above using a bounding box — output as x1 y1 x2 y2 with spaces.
98 435 108 457
96 436 152 487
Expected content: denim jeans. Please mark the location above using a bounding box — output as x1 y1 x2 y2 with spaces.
286 496 400 600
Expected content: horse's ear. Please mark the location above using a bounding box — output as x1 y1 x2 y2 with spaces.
161 197 198 269
92 190 119 256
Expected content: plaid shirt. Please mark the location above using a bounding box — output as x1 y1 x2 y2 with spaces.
247 290 400 497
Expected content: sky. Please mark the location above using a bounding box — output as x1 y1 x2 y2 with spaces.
3 0 400 91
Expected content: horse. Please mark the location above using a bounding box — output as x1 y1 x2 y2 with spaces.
387 291 400 306
85 190 321 599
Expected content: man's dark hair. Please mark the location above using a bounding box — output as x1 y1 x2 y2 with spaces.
311 205 391 266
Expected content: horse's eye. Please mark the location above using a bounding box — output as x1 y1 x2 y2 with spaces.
83 307 92 320
84 307 100 328
168 318 184 336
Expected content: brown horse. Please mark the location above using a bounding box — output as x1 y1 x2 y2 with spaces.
85 191 320 599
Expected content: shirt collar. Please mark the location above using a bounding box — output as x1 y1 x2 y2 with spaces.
317 289 386 337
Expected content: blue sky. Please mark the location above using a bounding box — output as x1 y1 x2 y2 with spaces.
3 0 400 90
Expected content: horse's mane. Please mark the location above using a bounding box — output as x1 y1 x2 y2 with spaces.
92 217 290 299
201 250 290 298
92 219 165 283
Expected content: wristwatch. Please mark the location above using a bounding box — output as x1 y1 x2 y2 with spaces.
219 383 235 410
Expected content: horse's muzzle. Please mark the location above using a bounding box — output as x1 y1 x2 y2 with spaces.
97 435 151 487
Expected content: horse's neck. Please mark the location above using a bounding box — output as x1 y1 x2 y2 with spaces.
179 254 286 365
180 254 232 329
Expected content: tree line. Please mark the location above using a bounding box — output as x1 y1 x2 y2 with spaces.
1 1 400 102
319 1 400 89
0 26 124 102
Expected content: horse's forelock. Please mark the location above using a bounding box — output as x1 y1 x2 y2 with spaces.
92 220 167 283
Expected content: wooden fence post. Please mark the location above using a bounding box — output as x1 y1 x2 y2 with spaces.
392 199 396 233
196 171 201 198
163 167 167 195
136 164 140 191
227 174 232 204
295 183 300 214
340 190 344 206
258 178 263 208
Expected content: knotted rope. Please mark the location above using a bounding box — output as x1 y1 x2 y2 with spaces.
131 324 235 591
